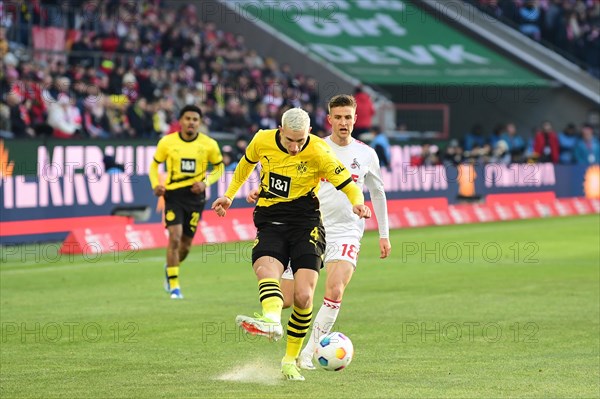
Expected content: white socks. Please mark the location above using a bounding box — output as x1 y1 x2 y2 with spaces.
301 297 341 357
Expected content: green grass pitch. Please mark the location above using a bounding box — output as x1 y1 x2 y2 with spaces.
1 215 599 398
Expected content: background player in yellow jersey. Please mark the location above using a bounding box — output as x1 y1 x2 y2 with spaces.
211 108 371 381
149 105 224 299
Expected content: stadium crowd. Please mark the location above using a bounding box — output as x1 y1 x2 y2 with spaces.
410 120 600 166
0 0 328 140
465 0 600 78
0 0 598 167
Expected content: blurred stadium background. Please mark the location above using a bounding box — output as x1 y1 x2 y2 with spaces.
1 0 598 247
0 1 599 397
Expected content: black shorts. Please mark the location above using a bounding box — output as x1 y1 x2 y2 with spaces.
164 187 206 238
252 221 326 274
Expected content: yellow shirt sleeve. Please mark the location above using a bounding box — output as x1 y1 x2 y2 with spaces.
224 156 257 200
320 149 364 206
203 138 225 186
340 182 364 206
149 139 167 189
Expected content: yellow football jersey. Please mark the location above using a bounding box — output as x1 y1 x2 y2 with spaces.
224 129 363 224
149 132 223 190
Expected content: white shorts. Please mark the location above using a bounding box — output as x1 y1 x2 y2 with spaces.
281 235 361 280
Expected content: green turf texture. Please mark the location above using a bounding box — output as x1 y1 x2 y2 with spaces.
1 215 599 398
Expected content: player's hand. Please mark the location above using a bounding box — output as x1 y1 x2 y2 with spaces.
379 238 391 259
352 204 371 219
246 188 259 204
191 181 206 194
153 185 166 197
211 196 232 217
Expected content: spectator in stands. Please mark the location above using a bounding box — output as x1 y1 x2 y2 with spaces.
411 142 439 166
533 121 560 163
558 122 578 164
6 91 35 138
574 124 600 165
369 126 391 171
500 122 526 162
441 139 464 166
48 95 82 139
466 142 492 164
69 32 95 67
46 76 71 103
489 140 511 165
82 96 111 139
106 94 134 138
518 0 543 41
463 123 487 151
488 124 503 149
352 85 375 139
127 98 155 138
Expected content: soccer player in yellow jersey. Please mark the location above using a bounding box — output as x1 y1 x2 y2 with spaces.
149 105 224 299
211 107 371 381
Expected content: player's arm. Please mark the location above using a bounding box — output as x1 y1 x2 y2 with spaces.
149 141 166 196
364 153 391 258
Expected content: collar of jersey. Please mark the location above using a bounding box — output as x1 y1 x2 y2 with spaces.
178 131 199 142
275 129 311 154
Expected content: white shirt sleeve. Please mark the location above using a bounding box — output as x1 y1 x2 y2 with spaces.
364 149 389 239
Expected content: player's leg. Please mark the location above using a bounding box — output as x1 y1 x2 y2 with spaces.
165 223 184 299
236 224 288 341
179 234 193 262
179 199 205 263
281 222 324 380
299 237 359 368
163 190 188 298
282 263 319 381
281 264 294 309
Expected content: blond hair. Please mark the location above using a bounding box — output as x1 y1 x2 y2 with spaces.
281 107 310 131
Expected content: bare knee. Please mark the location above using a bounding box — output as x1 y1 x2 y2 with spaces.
179 244 191 262
293 290 313 309
325 282 346 302
168 235 181 251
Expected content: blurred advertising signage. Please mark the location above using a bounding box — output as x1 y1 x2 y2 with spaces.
0 144 149 211
231 0 549 85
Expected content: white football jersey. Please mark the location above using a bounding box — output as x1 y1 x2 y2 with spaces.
319 137 389 239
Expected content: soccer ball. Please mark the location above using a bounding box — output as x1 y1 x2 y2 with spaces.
313 332 354 371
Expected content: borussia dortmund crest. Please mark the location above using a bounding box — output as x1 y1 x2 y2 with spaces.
166 210 176 221
297 161 308 175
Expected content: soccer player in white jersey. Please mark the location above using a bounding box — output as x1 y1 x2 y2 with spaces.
247 94 391 370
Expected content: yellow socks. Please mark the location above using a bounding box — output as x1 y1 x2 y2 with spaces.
166 266 180 289
283 305 312 363
258 278 283 323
